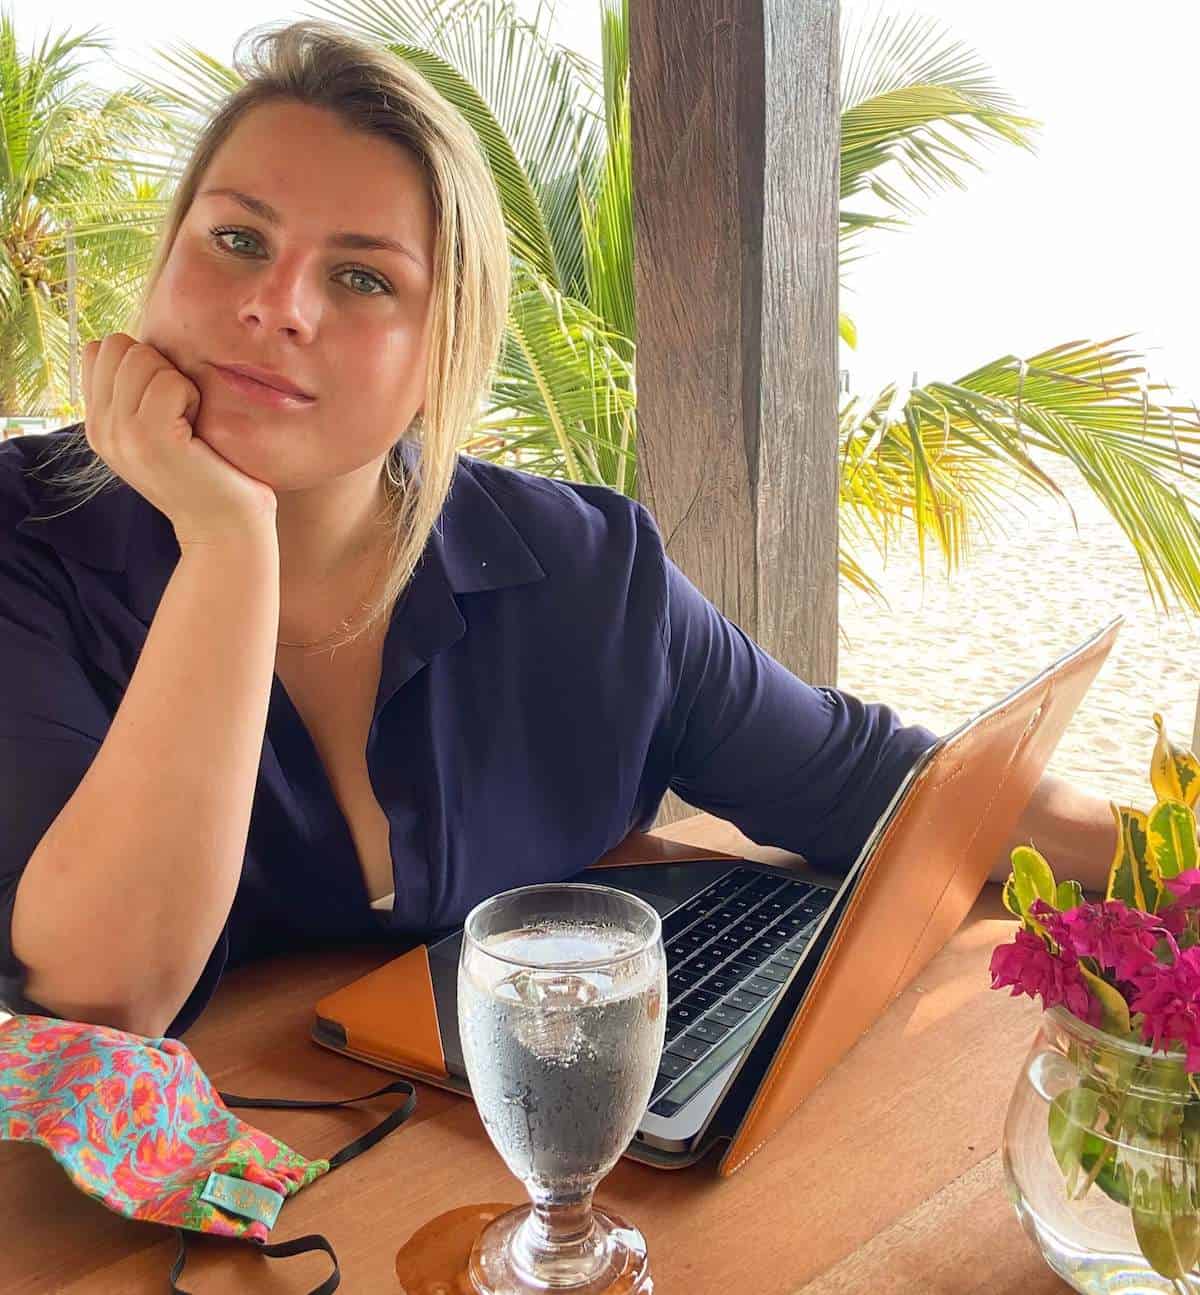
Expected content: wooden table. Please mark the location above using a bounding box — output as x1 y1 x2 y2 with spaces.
0 814 1071 1293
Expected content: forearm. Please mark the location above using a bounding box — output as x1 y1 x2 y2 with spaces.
12 533 280 1034
989 771 1117 895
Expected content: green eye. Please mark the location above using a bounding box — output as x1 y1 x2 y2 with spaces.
340 268 391 296
211 227 258 255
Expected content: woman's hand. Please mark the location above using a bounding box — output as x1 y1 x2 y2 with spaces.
81 334 278 550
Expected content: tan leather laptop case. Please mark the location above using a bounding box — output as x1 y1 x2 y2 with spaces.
715 617 1120 1176
314 619 1120 1177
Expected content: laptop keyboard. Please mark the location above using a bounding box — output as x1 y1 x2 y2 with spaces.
648 868 834 1118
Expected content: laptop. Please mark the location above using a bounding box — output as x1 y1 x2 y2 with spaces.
313 617 1121 1175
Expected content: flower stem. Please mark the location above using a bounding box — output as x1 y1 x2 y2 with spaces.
1072 1059 1149 1201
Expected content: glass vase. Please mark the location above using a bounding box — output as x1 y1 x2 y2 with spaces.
1004 1004 1200 1294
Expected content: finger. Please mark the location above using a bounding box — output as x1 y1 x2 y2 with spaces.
89 334 137 428
80 338 118 451
138 366 200 433
112 342 175 424
80 340 100 413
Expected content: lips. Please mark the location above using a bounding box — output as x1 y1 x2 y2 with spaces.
214 363 315 400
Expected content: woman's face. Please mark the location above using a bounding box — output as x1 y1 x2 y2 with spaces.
139 100 437 493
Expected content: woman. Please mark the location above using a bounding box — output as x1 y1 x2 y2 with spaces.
0 21 1115 1040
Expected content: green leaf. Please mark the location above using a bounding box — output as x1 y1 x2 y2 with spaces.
1148 799 1200 881
1078 964 1132 1037
1055 880 1085 911
1151 713 1200 810
1048 1085 1101 1196
1131 1169 1200 1280
1011 845 1057 915
839 312 858 349
1094 1154 1133 1208
1047 1086 1132 1206
1002 873 1022 918
1107 806 1161 913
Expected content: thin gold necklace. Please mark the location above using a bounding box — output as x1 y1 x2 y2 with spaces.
276 617 370 652
276 548 388 651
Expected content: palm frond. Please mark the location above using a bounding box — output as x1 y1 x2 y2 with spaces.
843 338 1200 612
472 262 636 491
842 9 1021 112
578 0 634 341
840 10 1037 255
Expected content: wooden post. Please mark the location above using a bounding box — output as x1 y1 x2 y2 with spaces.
630 0 840 688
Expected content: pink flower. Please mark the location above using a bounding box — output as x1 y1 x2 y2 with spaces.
1030 898 1165 980
990 929 1101 1025
1158 904 1192 939
1129 947 1200 1069
1165 870 1200 908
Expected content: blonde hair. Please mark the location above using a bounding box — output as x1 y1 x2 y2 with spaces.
35 18 510 650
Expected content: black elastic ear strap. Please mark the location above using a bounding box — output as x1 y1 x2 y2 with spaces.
218 1079 418 1169
171 1230 340 1295
168 1079 417 1293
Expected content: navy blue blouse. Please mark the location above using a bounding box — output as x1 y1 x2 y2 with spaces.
0 428 937 1035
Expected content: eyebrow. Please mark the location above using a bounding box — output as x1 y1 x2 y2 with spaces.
198 187 428 270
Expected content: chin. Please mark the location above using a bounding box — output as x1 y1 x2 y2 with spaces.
193 407 267 462
193 413 313 493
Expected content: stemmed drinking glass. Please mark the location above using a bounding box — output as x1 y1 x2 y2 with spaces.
457 882 667 1295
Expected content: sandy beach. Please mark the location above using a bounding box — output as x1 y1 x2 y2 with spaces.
838 455 1200 812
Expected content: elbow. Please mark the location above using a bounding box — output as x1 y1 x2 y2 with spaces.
90 1001 175 1039
57 998 173 1039
14 918 185 1040
18 973 176 1038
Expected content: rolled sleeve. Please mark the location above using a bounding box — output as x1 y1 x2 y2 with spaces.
0 553 226 1036
658 549 939 872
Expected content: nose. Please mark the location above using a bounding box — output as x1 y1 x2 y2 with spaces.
235 252 320 342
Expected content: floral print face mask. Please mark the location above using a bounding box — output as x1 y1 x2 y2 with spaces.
0 1014 416 1294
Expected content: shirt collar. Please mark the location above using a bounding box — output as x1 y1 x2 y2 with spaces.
375 442 547 707
430 448 547 594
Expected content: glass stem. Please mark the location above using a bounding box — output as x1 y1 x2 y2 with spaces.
513 1188 605 1280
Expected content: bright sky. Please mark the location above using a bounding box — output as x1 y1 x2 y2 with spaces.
22 0 1200 405
844 0 1200 405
